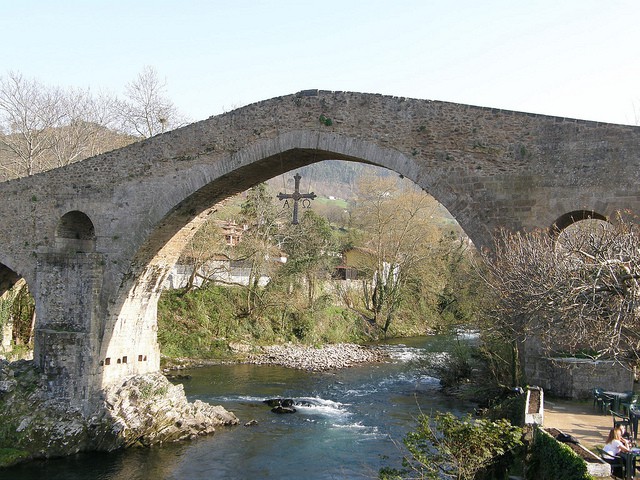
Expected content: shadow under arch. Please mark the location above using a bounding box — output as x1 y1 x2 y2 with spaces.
550 210 608 236
55 210 96 252
0 262 21 298
96 136 472 389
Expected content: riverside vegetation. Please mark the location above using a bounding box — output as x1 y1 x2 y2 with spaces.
156 172 486 360
0 170 496 471
2 70 636 478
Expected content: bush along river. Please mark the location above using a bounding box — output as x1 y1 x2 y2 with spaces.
5 335 477 480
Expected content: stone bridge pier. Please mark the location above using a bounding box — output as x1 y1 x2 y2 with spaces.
0 90 638 413
34 252 104 406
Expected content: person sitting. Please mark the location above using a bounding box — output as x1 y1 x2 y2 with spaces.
618 424 633 448
602 425 632 478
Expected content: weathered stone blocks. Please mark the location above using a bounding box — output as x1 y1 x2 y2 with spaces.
0 91 636 412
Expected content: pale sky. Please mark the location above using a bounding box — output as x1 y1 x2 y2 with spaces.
2 0 639 125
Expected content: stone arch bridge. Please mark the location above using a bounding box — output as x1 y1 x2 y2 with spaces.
0 90 638 412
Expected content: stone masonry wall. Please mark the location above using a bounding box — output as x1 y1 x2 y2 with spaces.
524 356 634 400
0 90 637 409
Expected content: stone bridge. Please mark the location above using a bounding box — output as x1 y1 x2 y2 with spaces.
0 90 638 412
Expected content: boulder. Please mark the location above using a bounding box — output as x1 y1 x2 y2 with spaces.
271 406 296 414
92 373 239 449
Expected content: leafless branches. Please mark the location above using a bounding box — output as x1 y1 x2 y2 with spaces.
482 212 640 363
350 175 447 332
117 65 186 138
0 71 65 176
0 67 187 180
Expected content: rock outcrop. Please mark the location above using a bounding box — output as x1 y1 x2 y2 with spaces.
263 398 297 414
0 360 238 467
92 373 238 450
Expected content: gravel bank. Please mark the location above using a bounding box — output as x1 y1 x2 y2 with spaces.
246 343 387 371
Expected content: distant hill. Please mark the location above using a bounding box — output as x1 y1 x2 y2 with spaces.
0 123 136 181
267 160 395 201
267 160 458 225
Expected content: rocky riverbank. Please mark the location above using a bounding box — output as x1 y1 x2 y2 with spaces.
0 360 238 467
245 342 388 371
0 343 386 467
163 342 389 374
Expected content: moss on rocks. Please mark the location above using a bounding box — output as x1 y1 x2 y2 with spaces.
0 448 30 467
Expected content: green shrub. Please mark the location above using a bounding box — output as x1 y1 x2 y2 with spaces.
157 286 239 358
380 412 523 480
426 342 474 388
488 392 526 427
526 427 593 480
158 282 380 357
290 311 313 340
314 306 362 343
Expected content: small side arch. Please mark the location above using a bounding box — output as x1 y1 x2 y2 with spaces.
0 262 21 298
55 210 96 252
550 210 607 236
0 261 34 354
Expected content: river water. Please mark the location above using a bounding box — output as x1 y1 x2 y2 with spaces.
6 335 476 480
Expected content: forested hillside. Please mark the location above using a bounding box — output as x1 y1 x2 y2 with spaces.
268 160 457 225
272 161 393 200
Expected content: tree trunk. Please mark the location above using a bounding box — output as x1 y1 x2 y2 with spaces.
511 340 520 386
27 309 37 346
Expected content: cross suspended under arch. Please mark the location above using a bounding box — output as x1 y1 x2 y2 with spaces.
277 173 317 225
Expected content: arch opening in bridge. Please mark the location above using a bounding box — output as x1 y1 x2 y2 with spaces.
0 262 21 298
97 156 469 389
550 210 608 236
55 210 96 252
552 210 618 258
0 262 34 356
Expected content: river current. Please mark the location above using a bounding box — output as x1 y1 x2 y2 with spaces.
6 335 476 480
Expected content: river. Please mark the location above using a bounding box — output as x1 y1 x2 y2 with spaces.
6 335 477 480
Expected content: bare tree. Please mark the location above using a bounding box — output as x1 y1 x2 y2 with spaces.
0 73 134 179
350 175 445 333
482 212 640 363
179 214 235 292
117 66 186 138
49 88 124 168
0 71 65 176
0 68 186 179
235 183 286 314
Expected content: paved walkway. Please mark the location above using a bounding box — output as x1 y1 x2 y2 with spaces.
543 398 640 479
543 398 612 450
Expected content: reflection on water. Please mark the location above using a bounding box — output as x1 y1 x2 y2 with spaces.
6 335 475 480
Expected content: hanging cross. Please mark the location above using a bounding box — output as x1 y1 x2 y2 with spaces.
277 173 317 224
